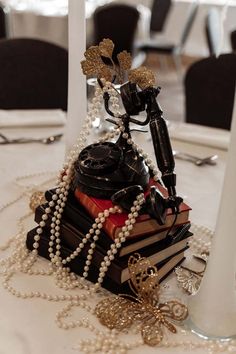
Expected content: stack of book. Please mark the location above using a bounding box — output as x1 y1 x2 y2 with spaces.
27 183 191 294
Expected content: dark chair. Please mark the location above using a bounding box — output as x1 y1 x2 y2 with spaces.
149 0 172 35
137 1 198 72
0 2 7 39
205 7 222 56
0 38 68 110
184 53 236 130
230 30 236 52
93 3 139 60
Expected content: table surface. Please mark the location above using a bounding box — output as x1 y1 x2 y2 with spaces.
0 118 229 354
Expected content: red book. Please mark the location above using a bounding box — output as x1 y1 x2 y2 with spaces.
74 180 191 240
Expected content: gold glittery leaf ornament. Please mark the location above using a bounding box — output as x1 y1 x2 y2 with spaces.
81 45 113 80
98 38 114 58
95 253 188 346
81 39 156 87
84 46 102 63
129 66 156 89
117 50 132 71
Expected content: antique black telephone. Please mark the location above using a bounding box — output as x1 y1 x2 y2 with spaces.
75 40 183 225
74 79 183 226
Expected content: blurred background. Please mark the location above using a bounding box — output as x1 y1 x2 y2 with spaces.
0 0 236 128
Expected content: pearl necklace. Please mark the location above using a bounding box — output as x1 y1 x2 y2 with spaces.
28 81 159 293
188 223 212 255
1 80 157 295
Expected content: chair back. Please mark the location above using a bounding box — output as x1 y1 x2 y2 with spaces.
205 7 222 56
230 29 236 52
184 53 236 130
179 1 198 49
0 38 68 110
93 3 139 59
150 0 172 34
0 3 6 39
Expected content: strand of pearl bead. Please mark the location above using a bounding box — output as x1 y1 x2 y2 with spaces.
0 212 31 269
0 233 18 252
97 128 120 144
47 174 81 268
37 84 119 290
188 223 213 254
55 300 94 330
0 172 57 272
46 85 125 284
0 193 26 215
6 209 54 277
2 270 88 302
32 84 104 272
159 338 236 352
0 173 57 252
77 326 144 354
95 193 145 288
82 206 120 279
93 85 123 145
48 175 72 266
102 81 122 118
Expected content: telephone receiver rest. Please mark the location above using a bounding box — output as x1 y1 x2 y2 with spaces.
111 185 183 225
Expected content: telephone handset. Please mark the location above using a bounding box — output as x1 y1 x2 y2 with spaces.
73 81 182 225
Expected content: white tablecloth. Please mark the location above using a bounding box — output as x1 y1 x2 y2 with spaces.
0 112 229 353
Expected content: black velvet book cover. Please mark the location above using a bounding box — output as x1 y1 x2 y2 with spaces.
26 227 186 294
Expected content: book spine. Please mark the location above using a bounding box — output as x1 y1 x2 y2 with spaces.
27 225 123 284
75 189 190 240
34 205 115 255
45 191 116 245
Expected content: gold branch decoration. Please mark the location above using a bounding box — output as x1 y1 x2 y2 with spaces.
95 253 188 346
81 39 156 88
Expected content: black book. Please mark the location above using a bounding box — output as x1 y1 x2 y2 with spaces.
26 228 186 294
42 189 191 257
27 216 191 284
